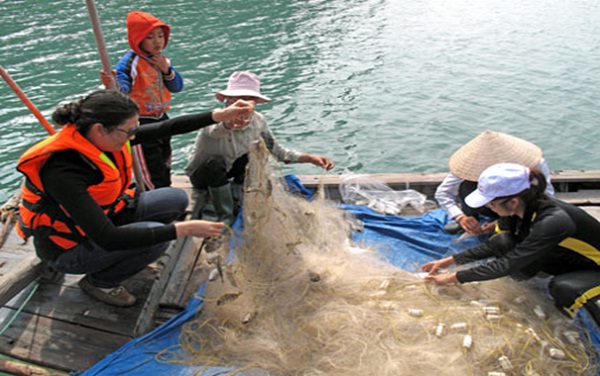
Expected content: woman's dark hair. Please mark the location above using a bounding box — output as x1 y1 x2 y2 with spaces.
51 90 139 135
495 168 548 210
517 168 548 207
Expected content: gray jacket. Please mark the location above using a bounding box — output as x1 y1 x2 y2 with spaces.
185 111 302 175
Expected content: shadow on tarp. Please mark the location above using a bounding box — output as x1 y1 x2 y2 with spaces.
78 175 600 376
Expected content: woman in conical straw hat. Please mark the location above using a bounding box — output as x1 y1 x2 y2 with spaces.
423 163 600 327
435 130 554 235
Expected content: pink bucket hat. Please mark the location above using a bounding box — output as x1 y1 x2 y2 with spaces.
215 71 271 103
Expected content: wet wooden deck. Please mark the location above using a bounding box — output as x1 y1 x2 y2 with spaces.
0 176 210 374
0 171 599 374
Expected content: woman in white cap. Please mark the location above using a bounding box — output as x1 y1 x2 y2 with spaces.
435 130 554 235
423 163 600 325
185 71 335 225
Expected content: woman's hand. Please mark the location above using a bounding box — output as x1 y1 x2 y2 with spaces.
175 220 225 238
420 256 455 274
299 154 335 171
424 272 458 285
212 100 255 126
480 220 498 234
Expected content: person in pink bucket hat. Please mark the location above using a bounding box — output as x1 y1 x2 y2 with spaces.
185 71 335 226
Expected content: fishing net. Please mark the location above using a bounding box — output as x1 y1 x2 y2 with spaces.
161 140 596 375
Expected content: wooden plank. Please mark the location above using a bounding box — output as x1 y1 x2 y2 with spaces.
555 190 600 205
581 206 600 221
171 174 195 214
0 252 36 280
159 236 212 310
1 242 183 338
172 171 600 190
0 226 36 256
4 278 147 337
172 171 600 203
0 307 129 372
298 170 600 187
0 253 42 307
171 174 190 187
133 238 186 336
549 170 600 183
298 172 449 189
159 236 200 308
0 223 43 308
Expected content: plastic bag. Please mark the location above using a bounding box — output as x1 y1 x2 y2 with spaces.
339 174 432 215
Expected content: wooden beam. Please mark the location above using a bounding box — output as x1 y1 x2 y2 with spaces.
297 170 600 189
0 253 42 307
133 237 187 336
555 190 600 205
0 358 69 376
173 171 600 190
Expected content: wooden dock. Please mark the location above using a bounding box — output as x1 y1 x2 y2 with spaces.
0 176 210 374
0 171 599 374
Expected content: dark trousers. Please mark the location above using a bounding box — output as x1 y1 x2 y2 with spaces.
189 154 249 189
549 270 600 326
139 115 172 189
44 188 188 288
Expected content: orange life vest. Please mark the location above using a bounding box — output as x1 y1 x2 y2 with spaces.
16 125 135 250
126 11 172 117
128 56 172 117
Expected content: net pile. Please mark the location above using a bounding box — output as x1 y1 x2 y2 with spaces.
163 140 596 375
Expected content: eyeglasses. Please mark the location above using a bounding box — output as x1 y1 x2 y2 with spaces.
114 125 140 138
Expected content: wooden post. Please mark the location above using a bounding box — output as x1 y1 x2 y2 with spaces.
0 66 55 135
84 0 116 90
85 0 146 192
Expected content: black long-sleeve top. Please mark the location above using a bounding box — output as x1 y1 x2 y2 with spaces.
454 198 600 283
37 112 214 254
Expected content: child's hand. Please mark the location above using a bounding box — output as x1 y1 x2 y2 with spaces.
151 54 170 74
99 69 117 90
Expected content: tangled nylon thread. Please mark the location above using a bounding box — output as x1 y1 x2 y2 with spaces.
160 140 596 376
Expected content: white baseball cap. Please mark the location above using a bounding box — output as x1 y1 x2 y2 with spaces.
465 163 531 208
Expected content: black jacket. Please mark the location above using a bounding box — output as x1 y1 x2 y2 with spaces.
455 198 600 283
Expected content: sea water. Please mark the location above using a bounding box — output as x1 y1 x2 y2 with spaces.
0 0 598 202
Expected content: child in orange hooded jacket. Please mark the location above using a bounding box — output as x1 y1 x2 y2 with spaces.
114 11 184 189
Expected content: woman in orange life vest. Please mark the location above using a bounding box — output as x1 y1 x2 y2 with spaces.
16 89 254 307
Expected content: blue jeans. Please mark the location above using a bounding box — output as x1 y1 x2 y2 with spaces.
47 188 188 288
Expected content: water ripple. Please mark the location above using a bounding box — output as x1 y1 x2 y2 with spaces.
1 0 599 202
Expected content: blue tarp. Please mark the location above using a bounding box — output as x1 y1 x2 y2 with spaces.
80 176 599 375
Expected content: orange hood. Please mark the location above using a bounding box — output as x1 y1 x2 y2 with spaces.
126 11 170 56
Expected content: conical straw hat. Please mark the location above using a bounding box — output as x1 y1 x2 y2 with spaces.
448 130 543 181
